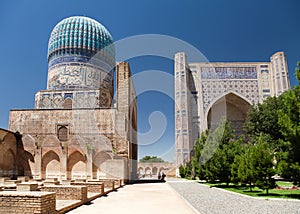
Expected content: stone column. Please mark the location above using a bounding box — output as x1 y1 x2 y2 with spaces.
35 147 42 179
86 152 93 180
61 146 68 180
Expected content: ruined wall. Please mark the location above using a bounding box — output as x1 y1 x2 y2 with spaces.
0 191 56 214
41 185 87 201
0 129 30 178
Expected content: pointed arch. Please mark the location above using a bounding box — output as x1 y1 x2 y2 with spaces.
145 167 151 176
2 149 16 176
92 151 112 179
205 90 252 118
159 167 165 173
206 91 251 134
42 150 60 179
138 167 144 174
18 151 34 177
67 151 86 179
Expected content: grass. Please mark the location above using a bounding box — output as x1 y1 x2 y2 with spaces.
276 181 293 187
199 181 300 199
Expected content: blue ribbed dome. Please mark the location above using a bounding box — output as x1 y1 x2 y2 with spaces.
47 16 114 65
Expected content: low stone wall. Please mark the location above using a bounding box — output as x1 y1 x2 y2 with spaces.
98 179 115 189
41 185 87 202
17 182 39 191
71 182 104 194
0 191 56 214
113 179 121 188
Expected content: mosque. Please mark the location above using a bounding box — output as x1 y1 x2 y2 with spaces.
7 16 138 181
2 15 292 180
174 51 291 168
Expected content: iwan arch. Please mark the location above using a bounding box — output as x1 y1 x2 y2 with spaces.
174 51 290 169
206 91 252 134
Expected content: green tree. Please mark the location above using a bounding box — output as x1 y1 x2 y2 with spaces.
296 61 300 83
178 163 192 178
139 156 165 163
244 96 283 143
195 120 243 185
244 61 300 184
191 131 208 180
235 134 275 194
235 144 256 191
252 135 276 194
179 165 186 178
206 120 235 184
277 85 300 184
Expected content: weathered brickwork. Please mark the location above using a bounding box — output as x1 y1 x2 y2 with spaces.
97 179 115 189
8 62 137 181
7 16 138 182
0 191 56 214
71 182 104 193
0 129 31 178
41 185 87 201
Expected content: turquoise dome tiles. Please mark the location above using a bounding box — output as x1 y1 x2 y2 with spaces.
47 16 115 65
46 16 115 94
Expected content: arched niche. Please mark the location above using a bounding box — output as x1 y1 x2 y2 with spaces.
67 151 86 179
207 92 251 135
42 150 60 179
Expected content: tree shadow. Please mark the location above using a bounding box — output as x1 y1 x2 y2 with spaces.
243 190 262 193
126 179 166 185
285 194 300 199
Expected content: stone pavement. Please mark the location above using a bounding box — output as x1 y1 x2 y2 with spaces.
67 181 196 214
168 178 300 214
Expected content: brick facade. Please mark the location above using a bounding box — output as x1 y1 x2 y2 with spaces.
9 62 137 181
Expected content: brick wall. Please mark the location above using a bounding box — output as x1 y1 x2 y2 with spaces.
98 179 115 189
0 191 56 214
41 185 87 201
71 182 104 193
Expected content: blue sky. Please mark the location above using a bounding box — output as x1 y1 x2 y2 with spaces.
0 0 299 162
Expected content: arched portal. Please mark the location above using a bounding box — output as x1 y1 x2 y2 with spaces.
2 149 16 176
67 151 86 179
152 166 158 176
207 92 251 135
93 151 111 179
138 167 144 178
42 150 60 179
145 167 151 177
19 151 34 177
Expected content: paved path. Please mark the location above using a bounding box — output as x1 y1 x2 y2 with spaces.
168 178 300 214
67 182 196 214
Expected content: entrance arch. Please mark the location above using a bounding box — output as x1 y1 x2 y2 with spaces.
67 151 86 179
144 167 151 177
207 92 251 135
138 167 144 178
42 150 60 179
93 151 112 179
